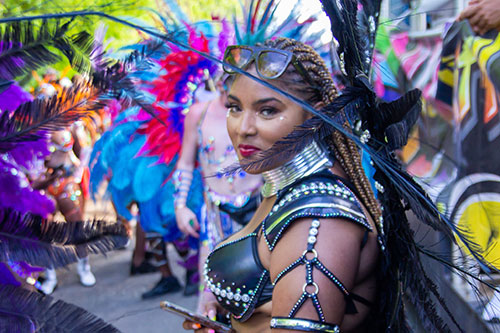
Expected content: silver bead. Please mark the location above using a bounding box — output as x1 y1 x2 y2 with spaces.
369 15 376 33
375 181 385 193
308 236 317 244
311 220 320 228
360 130 371 144
241 294 250 303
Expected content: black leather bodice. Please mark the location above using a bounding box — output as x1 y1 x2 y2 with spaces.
204 171 372 322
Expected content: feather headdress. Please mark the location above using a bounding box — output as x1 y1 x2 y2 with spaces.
137 25 217 165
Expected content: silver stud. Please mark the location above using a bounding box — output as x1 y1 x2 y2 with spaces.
309 228 318 236
234 294 241 301
360 129 371 144
311 220 320 228
308 236 317 244
375 181 385 193
369 15 376 33
227 292 234 300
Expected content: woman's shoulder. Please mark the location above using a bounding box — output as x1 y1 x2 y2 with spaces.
262 172 372 251
185 101 209 125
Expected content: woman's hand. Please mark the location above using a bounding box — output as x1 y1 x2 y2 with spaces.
182 292 222 332
175 206 200 238
459 0 500 34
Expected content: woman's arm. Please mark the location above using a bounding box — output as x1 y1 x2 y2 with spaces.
174 102 206 238
270 217 365 330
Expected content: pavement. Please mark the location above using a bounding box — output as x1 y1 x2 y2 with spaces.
49 196 198 333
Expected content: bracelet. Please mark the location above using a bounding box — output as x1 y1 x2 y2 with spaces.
173 169 193 207
174 203 186 210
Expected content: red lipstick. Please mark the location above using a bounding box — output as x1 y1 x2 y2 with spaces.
238 144 261 157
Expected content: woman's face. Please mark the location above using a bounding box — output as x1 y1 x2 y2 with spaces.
226 67 311 173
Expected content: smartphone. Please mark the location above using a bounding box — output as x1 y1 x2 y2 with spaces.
160 300 235 333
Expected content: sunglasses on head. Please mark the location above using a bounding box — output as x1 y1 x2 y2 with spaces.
223 45 316 87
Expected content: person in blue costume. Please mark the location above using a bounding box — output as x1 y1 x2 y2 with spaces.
89 108 205 298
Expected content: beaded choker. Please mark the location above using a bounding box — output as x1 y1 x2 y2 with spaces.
261 141 332 198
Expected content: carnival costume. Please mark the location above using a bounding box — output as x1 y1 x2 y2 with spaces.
205 142 373 332
0 18 142 330
0 1 495 331
201 0 499 331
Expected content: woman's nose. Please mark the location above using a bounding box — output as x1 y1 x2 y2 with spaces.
237 110 257 137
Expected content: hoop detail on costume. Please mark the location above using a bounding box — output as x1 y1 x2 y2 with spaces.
302 282 319 296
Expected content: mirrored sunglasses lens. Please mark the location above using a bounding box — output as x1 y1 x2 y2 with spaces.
224 48 253 72
257 51 289 78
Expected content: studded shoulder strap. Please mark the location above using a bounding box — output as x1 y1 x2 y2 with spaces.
262 174 372 251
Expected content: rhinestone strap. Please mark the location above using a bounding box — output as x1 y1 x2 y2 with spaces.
261 141 332 198
273 219 354 323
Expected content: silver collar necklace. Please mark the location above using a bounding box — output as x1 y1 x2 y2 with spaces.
261 141 332 198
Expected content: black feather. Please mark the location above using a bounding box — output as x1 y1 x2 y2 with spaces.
0 285 119 332
320 0 366 81
0 20 95 80
357 0 382 76
0 208 128 268
233 117 326 174
90 39 169 125
0 82 104 152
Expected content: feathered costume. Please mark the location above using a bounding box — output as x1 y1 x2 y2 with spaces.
215 0 497 331
89 26 221 243
0 0 495 330
0 18 150 331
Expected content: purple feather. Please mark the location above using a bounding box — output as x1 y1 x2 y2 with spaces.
0 82 32 111
217 19 235 59
0 41 24 80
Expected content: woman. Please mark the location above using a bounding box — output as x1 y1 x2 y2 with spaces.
175 79 263 308
183 38 381 332
34 130 96 294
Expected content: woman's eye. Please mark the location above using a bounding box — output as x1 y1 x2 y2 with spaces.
260 107 279 117
225 104 241 113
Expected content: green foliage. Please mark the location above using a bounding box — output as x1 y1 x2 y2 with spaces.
0 0 157 49
177 0 240 21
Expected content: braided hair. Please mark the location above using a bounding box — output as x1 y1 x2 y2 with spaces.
262 37 382 223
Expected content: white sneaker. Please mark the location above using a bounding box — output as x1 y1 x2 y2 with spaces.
77 257 96 287
40 268 58 295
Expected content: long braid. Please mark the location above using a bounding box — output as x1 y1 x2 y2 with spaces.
264 37 382 223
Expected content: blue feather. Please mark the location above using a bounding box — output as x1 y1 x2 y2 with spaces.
132 157 167 202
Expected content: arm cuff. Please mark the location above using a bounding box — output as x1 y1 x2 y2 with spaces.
270 317 340 332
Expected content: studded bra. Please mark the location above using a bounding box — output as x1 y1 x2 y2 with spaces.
204 171 373 329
